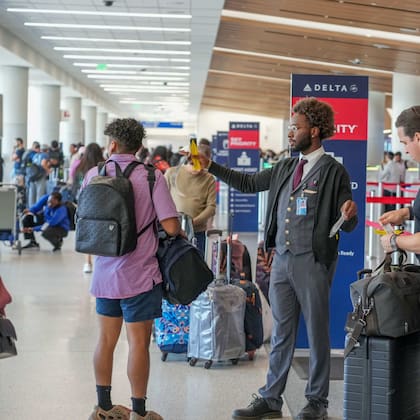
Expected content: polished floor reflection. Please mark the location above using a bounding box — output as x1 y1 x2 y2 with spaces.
0 233 292 420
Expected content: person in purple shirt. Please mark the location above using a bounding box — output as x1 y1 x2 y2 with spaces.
83 119 180 420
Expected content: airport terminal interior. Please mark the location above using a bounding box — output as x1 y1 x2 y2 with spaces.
0 1 420 420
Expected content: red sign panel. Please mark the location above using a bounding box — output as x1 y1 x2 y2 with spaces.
291 97 368 141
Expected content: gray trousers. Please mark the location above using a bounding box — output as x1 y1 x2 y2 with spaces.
259 251 336 411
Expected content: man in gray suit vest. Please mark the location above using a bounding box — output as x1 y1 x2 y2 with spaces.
197 97 358 420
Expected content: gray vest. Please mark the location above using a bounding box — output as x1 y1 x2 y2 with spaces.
275 161 322 255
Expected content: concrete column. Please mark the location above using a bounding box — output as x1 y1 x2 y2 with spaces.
28 85 60 145
96 111 108 148
367 91 385 166
82 105 97 144
392 73 420 152
0 66 28 181
60 97 82 158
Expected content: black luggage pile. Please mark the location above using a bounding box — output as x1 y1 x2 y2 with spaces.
343 252 420 420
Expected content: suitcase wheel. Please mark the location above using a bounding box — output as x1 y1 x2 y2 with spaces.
161 352 168 362
231 358 239 365
204 360 213 369
189 357 198 367
247 351 255 361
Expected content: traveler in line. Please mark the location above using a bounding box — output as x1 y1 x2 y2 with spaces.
197 97 358 420
83 118 180 420
71 142 105 274
379 151 403 212
27 143 50 207
379 106 420 257
11 137 25 179
164 143 216 255
21 191 70 251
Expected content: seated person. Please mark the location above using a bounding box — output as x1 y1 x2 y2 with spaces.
21 191 70 251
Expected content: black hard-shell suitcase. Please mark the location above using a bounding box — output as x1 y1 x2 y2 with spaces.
344 331 420 420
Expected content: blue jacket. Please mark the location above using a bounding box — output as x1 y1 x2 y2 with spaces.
29 194 70 232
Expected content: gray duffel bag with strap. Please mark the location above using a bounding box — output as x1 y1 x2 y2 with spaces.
344 252 420 357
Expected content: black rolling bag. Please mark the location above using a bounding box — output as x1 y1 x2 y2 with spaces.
343 331 420 420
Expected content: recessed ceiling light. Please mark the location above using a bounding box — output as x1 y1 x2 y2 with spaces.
63 55 190 63
86 75 187 81
8 8 192 19
83 70 189 76
24 23 191 32
42 36 191 45
73 63 190 70
55 47 190 55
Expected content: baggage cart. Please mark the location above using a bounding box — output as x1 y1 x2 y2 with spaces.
0 184 22 254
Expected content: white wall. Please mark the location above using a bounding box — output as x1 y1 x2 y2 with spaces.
197 108 287 153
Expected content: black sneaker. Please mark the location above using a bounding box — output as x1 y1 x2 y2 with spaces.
52 245 61 252
232 394 282 419
22 241 40 249
297 399 328 420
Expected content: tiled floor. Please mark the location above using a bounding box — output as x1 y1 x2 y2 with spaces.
0 232 294 420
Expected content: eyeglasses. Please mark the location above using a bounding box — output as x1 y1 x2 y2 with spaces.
287 125 308 132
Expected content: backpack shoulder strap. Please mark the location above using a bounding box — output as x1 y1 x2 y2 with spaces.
123 161 156 197
121 161 157 238
99 160 124 176
143 163 156 198
123 160 142 178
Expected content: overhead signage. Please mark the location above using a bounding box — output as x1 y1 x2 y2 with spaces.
140 121 183 129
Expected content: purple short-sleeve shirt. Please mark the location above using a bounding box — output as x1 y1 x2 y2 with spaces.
82 154 178 299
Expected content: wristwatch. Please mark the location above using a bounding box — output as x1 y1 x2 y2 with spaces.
390 234 400 251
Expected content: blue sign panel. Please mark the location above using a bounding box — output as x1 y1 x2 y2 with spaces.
292 74 369 99
141 121 183 129
228 149 260 232
214 131 229 167
292 74 368 349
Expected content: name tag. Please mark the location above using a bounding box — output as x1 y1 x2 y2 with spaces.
296 197 307 216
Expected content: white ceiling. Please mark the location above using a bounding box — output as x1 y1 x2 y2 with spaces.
0 0 225 122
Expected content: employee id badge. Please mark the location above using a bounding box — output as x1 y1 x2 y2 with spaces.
296 196 307 216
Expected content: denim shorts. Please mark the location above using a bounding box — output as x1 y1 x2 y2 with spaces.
96 284 163 323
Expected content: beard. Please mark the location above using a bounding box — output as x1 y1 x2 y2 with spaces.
292 132 312 153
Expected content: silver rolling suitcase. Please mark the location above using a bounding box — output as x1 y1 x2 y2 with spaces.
188 229 246 369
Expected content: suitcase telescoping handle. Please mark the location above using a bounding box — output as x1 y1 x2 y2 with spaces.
206 229 223 277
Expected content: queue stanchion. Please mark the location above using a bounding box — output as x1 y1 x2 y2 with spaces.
366 190 377 268
396 183 402 210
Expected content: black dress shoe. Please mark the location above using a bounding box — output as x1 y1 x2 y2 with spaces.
297 399 328 420
232 394 283 419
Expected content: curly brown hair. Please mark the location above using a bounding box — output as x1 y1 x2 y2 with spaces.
104 118 146 153
293 97 335 140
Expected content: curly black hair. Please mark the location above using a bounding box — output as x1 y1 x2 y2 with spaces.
293 97 335 140
104 118 146 153
395 106 420 139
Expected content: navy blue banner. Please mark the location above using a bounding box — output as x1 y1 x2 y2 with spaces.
228 149 260 232
292 74 368 349
292 74 369 99
214 131 229 167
